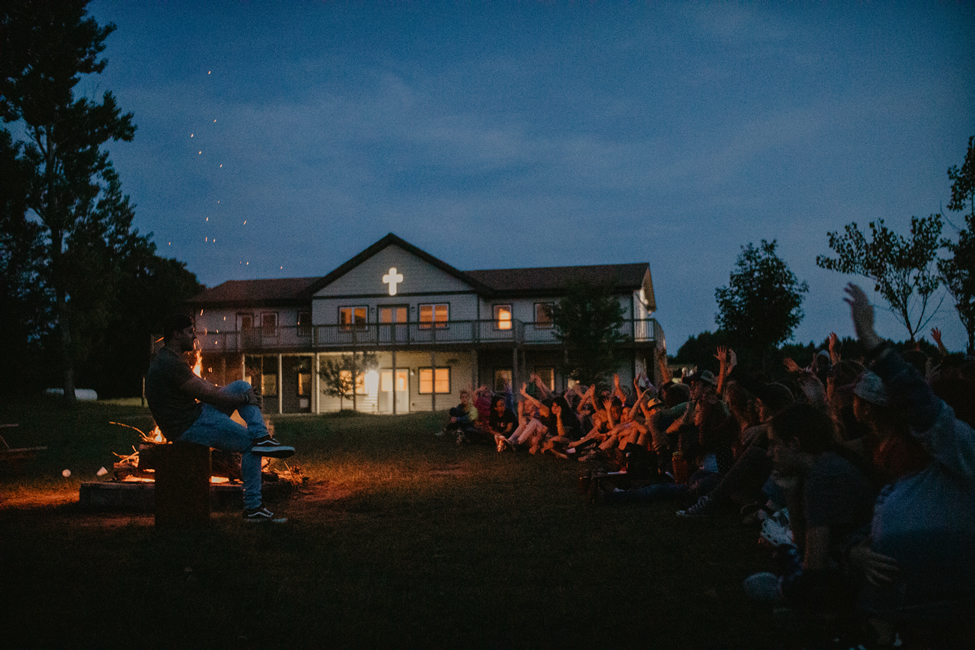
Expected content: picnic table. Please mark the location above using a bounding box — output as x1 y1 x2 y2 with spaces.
0 424 47 463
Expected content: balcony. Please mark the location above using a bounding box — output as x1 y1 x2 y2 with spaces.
196 318 662 354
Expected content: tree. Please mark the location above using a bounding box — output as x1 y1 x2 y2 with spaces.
715 240 808 369
318 352 379 411
938 135 975 353
550 282 630 386
0 130 52 394
1 0 136 402
816 216 943 343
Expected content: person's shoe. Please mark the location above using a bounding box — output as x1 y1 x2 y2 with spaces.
456 433 467 445
243 504 287 523
676 494 713 518
435 428 447 437
250 436 295 458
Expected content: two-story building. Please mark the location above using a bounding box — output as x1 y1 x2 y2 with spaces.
185 233 665 415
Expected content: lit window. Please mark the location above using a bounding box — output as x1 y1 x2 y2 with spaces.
534 303 554 329
339 306 367 331
419 367 450 394
535 367 555 390
262 373 278 397
494 304 512 330
419 303 448 329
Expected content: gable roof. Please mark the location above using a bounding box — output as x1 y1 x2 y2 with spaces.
306 233 493 296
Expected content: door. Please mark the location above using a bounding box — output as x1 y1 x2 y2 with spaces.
378 306 409 343
380 369 410 414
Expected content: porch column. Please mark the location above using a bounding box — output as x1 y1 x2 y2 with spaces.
314 352 321 415
277 354 283 415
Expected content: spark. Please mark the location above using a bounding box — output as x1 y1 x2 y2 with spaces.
199 151 202 155
206 217 208 221
243 220 247 225
219 164 223 168
190 134 194 137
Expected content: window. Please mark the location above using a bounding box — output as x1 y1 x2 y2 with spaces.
379 306 408 323
419 303 449 329
339 306 367 331
297 358 311 397
418 367 450 394
262 312 278 337
534 302 554 329
535 367 555 390
297 311 312 337
238 314 254 330
262 373 278 397
493 304 512 330
338 369 368 395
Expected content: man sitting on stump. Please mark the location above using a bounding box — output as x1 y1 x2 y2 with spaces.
145 314 295 523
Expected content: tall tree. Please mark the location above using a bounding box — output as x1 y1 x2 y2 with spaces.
816 216 943 343
550 282 629 386
938 135 975 353
715 239 808 369
1 1 136 402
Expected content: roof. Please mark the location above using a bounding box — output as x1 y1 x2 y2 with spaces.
465 263 649 296
187 234 654 309
187 277 320 308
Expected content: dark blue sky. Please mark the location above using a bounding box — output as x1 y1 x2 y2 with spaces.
89 1 975 352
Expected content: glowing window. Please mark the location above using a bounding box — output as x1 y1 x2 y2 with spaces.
418 367 450 394
419 303 448 329
339 306 367 331
493 304 512 330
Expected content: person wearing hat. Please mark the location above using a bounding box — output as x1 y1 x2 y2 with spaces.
852 371 928 482
845 283 975 645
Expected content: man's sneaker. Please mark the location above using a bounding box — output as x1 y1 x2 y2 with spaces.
676 494 714 518
435 428 447 437
243 504 287 524
250 436 295 458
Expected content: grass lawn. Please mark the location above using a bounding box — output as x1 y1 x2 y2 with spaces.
1 399 813 649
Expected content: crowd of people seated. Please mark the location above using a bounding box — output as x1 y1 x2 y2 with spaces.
437 283 973 647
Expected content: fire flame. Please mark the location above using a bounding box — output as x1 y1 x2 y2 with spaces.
192 348 203 377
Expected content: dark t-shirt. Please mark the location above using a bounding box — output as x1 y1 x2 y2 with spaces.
488 408 517 435
144 347 202 440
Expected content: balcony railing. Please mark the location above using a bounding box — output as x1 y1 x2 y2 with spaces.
196 318 661 353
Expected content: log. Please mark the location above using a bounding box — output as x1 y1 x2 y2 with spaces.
154 442 211 529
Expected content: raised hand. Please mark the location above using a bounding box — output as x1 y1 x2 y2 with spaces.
783 357 801 373
714 345 728 365
843 283 883 352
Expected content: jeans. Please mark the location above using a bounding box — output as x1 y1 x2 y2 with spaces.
180 381 268 510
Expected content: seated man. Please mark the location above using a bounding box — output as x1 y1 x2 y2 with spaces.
145 314 294 523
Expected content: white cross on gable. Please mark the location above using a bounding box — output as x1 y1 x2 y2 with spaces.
383 267 404 296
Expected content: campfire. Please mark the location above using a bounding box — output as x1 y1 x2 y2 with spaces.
108 349 303 487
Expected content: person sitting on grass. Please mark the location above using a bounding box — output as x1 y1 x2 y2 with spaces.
440 388 479 444
843 283 975 646
742 403 877 615
488 394 518 451
145 313 295 524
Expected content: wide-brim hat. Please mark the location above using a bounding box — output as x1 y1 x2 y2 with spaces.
686 369 718 387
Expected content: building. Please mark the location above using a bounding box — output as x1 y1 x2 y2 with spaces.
187 233 664 414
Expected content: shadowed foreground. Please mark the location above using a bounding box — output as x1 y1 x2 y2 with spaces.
2 401 809 649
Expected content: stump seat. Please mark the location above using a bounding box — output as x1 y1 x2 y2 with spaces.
153 442 211 528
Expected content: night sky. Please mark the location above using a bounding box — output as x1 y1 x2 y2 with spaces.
88 1 975 353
